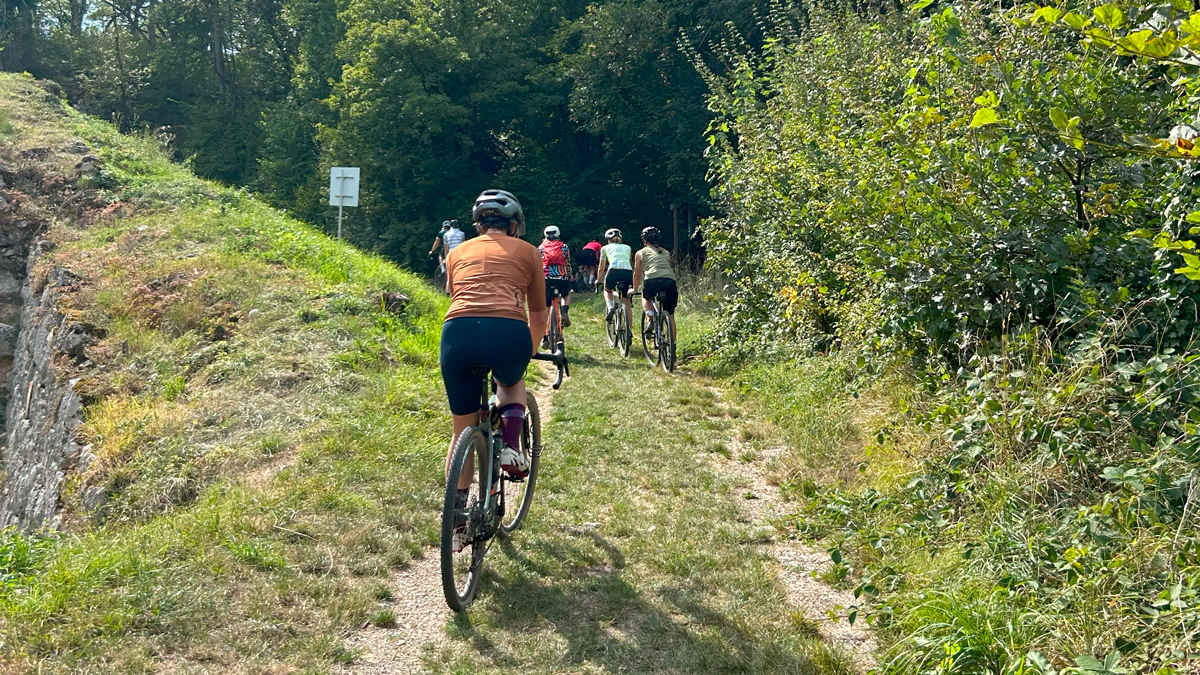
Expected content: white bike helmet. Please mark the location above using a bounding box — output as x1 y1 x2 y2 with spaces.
544 225 561 240
604 228 621 240
473 189 525 236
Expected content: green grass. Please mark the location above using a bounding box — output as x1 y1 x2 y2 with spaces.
0 73 449 672
421 296 854 675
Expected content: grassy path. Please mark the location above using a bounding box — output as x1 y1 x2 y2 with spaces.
352 296 867 675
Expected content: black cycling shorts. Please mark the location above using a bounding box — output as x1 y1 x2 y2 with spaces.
545 277 572 306
440 317 531 415
643 277 679 312
604 269 633 292
577 249 598 266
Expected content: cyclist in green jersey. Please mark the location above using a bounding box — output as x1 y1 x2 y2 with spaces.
631 226 679 343
597 228 634 329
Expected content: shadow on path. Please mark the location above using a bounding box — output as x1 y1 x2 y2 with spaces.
445 532 847 675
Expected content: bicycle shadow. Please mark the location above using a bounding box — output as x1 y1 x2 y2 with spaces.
447 531 851 674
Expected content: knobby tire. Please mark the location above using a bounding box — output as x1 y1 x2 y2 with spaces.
658 309 675 373
441 427 488 611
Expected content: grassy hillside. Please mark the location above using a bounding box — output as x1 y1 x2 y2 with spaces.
0 73 453 672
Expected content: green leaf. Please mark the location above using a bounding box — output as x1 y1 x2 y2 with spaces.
1067 126 1085 150
1186 212 1200 223
1181 252 1200 268
1074 654 1105 672
1182 12 1200 36
910 0 934 10
1094 4 1124 28
1063 11 1090 29
1142 34 1180 58
974 90 999 107
1050 107 1068 130
970 108 1000 127
1032 6 1063 23
1121 29 1152 52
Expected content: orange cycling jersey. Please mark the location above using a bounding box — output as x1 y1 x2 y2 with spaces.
446 233 546 323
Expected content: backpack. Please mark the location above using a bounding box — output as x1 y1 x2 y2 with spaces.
540 240 569 271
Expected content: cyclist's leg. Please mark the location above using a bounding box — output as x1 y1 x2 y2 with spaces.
441 319 487 488
620 283 633 327
602 273 616 317
555 279 572 326
543 278 555 338
488 322 534 469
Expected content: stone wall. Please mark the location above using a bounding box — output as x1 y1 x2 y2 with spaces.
0 142 96 531
0 260 87 530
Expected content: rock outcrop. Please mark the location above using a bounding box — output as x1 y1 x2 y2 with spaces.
0 143 98 530
0 260 87 530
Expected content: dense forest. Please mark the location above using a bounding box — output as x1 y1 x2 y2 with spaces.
0 0 751 262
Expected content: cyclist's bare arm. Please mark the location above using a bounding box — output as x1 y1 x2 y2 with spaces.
631 250 644 293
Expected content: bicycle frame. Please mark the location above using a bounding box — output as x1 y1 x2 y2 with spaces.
546 286 564 343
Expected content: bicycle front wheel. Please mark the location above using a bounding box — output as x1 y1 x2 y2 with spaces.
500 393 540 536
441 427 489 611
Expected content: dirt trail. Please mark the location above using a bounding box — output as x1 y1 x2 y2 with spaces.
712 386 878 671
338 363 560 675
337 317 875 673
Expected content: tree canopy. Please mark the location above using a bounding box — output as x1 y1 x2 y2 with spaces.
3 0 765 262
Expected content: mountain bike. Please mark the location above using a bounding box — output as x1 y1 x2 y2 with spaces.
440 348 568 611
604 281 632 356
639 291 676 372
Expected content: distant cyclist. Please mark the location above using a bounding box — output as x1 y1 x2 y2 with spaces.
578 240 602 289
430 219 466 259
441 190 546 551
539 226 573 328
631 226 678 342
597 228 633 327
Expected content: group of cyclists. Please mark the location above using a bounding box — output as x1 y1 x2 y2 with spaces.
435 189 680 554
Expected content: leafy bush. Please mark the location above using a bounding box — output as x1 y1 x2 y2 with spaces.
696 1 1199 360
695 0 1200 670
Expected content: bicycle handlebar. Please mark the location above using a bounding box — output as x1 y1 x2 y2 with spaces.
533 348 570 390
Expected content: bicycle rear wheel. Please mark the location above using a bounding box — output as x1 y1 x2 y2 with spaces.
441 427 489 611
547 301 562 349
659 311 675 373
500 393 540 536
433 265 447 295
606 307 617 348
640 308 657 364
617 305 631 356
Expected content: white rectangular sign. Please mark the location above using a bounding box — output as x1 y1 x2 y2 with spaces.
329 167 360 207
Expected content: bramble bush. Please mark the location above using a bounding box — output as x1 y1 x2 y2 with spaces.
695 0 1200 670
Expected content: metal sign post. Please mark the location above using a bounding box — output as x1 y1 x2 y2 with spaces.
328 167 360 240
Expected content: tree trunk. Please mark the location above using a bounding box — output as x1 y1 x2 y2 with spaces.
207 0 228 99
70 0 87 39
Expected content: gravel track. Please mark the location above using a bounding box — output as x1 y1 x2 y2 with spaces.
338 363 560 674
